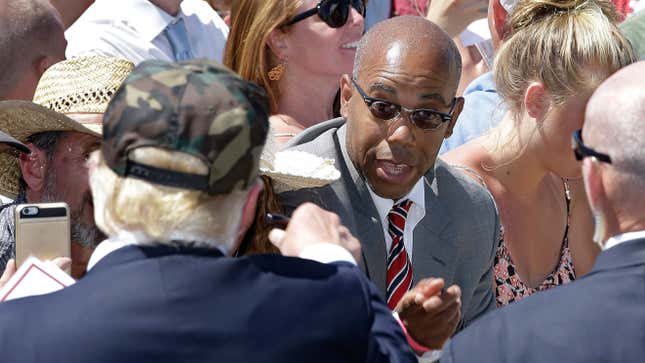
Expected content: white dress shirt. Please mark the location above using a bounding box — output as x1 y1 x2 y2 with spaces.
65 0 229 65
604 230 645 250
367 177 426 259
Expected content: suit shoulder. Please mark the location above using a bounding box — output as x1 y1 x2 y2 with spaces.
284 118 345 156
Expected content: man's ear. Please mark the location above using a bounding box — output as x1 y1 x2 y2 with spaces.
266 28 289 62
444 96 464 138
582 158 607 216
34 56 56 79
339 74 353 119
19 144 48 193
233 180 264 253
524 82 549 121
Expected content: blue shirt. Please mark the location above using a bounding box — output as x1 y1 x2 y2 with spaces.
440 72 506 154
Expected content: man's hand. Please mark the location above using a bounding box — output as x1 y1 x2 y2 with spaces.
0 259 17 290
396 278 462 350
268 203 361 262
426 0 488 37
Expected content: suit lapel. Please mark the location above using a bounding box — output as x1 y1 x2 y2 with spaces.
337 126 388 294
412 167 458 286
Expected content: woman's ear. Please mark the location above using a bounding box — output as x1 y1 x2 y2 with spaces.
19 144 48 193
266 28 289 62
524 82 550 120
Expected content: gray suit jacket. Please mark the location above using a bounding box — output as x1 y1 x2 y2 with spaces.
279 118 499 328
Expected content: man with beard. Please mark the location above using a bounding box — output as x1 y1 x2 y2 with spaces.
0 56 134 278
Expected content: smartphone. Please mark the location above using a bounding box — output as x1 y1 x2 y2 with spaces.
15 203 70 267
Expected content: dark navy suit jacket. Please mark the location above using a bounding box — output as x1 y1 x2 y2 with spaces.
0 244 416 363
441 237 645 363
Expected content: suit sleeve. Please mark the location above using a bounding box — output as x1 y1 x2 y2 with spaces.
460 192 499 328
349 263 417 363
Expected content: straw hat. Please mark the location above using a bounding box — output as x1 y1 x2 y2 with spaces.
260 128 341 193
0 56 134 199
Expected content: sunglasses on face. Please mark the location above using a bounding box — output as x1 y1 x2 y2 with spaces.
285 0 365 28
571 129 612 163
351 78 456 131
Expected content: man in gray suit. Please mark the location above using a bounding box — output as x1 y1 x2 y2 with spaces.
280 16 499 353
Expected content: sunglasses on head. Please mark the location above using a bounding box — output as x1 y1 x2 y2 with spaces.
351 78 456 131
571 129 612 163
285 0 365 28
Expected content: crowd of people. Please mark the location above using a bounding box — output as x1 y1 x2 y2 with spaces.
0 0 643 362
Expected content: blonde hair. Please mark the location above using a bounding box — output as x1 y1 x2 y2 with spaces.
89 148 250 252
494 0 636 114
223 0 302 113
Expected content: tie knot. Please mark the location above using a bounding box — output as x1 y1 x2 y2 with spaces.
387 199 412 234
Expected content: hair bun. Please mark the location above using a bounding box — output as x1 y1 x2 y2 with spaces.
509 0 618 33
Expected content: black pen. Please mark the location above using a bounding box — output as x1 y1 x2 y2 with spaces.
265 213 291 228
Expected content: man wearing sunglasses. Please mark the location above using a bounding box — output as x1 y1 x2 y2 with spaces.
280 16 499 356
441 61 645 363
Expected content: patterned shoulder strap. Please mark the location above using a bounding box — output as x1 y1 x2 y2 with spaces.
451 165 489 188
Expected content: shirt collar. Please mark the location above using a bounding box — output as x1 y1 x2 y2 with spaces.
367 177 426 223
86 231 152 271
604 230 645 250
126 0 183 42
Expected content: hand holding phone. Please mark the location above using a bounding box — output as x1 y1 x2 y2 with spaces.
15 203 71 267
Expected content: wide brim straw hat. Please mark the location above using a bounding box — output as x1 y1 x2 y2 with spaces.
0 56 134 199
259 127 341 193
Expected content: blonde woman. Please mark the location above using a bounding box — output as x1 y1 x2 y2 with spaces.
442 0 636 306
224 0 365 147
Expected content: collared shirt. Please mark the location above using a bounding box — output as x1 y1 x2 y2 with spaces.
65 0 229 65
367 177 426 259
87 233 357 272
604 230 645 250
439 72 506 154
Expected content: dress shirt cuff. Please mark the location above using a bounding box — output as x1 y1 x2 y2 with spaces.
392 312 442 362
298 243 357 265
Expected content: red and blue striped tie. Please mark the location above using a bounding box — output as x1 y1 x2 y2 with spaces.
386 199 414 310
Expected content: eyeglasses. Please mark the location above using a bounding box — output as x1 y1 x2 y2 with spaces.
285 0 365 28
571 129 612 163
351 78 456 131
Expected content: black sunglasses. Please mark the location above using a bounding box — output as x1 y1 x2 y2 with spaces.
351 78 456 131
571 129 612 163
285 0 365 28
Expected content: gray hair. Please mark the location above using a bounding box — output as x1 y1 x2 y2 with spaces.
0 0 64 97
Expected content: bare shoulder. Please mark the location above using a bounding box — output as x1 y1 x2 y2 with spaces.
440 138 495 187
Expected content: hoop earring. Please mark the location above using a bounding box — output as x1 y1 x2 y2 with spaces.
268 63 285 81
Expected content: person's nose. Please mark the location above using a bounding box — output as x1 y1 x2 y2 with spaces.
386 115 415 146
346 4 365 31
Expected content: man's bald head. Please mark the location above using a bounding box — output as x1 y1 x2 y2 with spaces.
583 61 645 233
585 62 645 178
0 0 66 99
352 16 462 93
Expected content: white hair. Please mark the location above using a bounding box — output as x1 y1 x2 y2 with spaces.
88 148 250 254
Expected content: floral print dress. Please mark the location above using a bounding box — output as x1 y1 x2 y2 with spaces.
494 181 576 306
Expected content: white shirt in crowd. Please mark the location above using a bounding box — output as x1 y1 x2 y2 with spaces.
65 0 229 65
367 177 426 259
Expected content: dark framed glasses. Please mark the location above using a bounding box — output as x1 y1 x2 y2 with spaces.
285 0 365 28
571 129 612 163
352 78 456 131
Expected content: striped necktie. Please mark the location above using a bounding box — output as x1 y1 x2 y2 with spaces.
386 199 414 310
164 17 194 61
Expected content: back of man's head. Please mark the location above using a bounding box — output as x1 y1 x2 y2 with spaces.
0 0 66 100
584 61 645 235
91 59 270 253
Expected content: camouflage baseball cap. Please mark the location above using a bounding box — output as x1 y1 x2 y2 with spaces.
102 59 270 195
